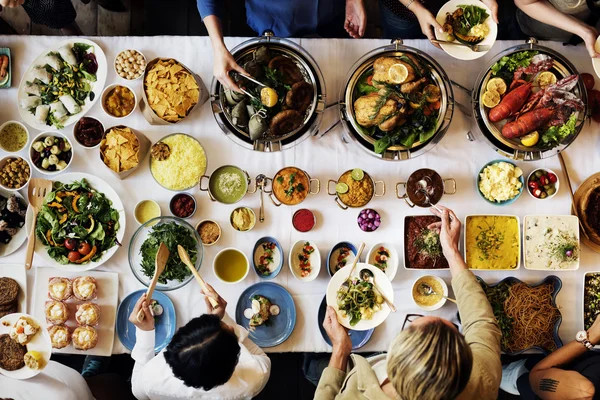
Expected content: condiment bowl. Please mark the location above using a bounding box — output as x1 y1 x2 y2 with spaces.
213 247 249 284
0 120 29 153
134 199 161 225
412 275 448 311
114 49 147 81
29 131 73 176
169 193 196 219
230 206 256 232
195 219 221 247
73 116 105 149
527 168 560 200
0 155 31 192
252 236 284 280
101 83 137 119
327 241 358 277
289 240 320 282
366 242 398 281
476 159 524 206
292 208 316 232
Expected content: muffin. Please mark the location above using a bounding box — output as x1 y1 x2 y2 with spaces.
75 303 100 326
45 300 68 325
9 316 39 345
48 325 71 349
72 326 98 350
72 276 97 301
48 277 72 301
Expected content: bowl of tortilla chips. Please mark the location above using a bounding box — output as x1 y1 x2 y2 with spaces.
99 125 150 179
141 58 206 124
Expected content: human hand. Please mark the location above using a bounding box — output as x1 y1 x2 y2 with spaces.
413 7 443 48
323 306 351 354
480 0 499 24
345 0 366 39
213 46 247 92
0 0 24 7
128 293 155 332
580 26 600 58
202 282 227 320
427 205 461 256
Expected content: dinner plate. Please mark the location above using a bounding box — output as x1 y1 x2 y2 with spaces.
0 264 27 315
326 263 394 331
434 0 497 60
25 172 126 271
116 289 176 353
0 313 51 380
0 189 27 258
366 242 398 280
32 267 118 356
235 282 296 348
317 296 373 350
17 38 107 131
593 37 600 80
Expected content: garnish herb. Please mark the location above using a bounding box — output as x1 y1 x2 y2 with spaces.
475 221 505 261
414 229 443 265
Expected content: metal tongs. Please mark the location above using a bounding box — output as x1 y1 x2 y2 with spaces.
229 71 269 100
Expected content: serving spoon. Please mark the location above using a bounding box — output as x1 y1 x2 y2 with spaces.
137 243 170 322
255 174 267 223
418 282 457 304
25 178 53 270
359 268 396 313
178 245 219 307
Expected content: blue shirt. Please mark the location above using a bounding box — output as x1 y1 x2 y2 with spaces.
197 0 345 38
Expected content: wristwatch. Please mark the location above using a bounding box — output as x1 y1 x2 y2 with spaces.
576 330 594 350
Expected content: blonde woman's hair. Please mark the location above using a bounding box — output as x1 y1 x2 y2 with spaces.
386 319 473 400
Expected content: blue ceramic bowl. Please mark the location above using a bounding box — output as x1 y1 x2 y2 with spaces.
327 241 358 277
318 296 373 350
251 236 284 279
476 159 524 206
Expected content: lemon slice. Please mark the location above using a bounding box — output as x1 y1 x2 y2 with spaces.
351 168 364 181
388 64 409 84
336 183 349 194
482 90 501 108
260 87 278 107
520 131 540 147
24 351 43 370
535 72 557 89
486 78 507 95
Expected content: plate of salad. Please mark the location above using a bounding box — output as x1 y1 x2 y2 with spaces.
25 173 125 271
435 0 497 60
17 39 107 130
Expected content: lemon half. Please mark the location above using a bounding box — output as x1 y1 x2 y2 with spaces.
520 131 540 147
260 87 278 107
388 64 409 84
24 351 43 370
482 90 501 108
486 78 507 95
535 72 557 89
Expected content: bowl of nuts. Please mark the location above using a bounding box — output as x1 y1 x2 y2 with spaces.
114 49 147 81
29 132 73 175
0 156 31 191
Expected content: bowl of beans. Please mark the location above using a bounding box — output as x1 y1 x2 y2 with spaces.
0 156 31 191
169 193 196 219
114 49 147 81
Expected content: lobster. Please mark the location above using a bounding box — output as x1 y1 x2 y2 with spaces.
489 81 532 122
501 108 554 139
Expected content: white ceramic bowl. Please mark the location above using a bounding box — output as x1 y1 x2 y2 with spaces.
289 240 320 282
0 120 29 152
526 168 560 200
72 116 105 150
29 131 73 175
101 83 137 119
366 242 398 281
213 247 249 284
114 49 147 81
133 199 161 225
0 155 31 192
195 219 221 247
412 275 448 311
230 207 256 232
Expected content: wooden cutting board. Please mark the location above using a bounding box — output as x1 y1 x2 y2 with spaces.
572 172 600 253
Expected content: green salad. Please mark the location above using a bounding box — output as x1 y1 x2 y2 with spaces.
337 277 383 326
36 179 120 265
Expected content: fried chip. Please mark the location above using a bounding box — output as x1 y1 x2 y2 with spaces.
99 127 140 173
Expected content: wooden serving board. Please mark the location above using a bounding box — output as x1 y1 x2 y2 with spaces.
572 172 600 254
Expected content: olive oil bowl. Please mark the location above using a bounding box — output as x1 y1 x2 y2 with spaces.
213 247 249 284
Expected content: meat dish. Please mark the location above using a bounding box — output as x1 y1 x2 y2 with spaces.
404 216 448 269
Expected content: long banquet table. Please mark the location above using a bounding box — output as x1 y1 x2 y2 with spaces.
0 35 599 354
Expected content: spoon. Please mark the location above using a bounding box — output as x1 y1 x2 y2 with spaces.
177 245 219 307
137 243 170 322
417 188 453 222
255 174 266 223
418 282 457 304
359 268 396 313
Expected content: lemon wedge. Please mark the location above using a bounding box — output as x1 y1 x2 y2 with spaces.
260 87 278 107
482 90 501 108
520 131 540 147
486 78 507 95
535 72 557 89
388 64 409 84
24 351 43 370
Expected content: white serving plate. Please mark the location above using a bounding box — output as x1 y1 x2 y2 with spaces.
464 215 521 270
17 38 107 131
366 242 398 281
32 267 118 356
0 264 27 314
435 0 497 61
25 172 126 271
0 313 51 379
0 190 28 258
523 215 580 271
289 240 321 282
326 263 393 331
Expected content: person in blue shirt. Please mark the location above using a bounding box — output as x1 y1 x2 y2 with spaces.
197 0 367 91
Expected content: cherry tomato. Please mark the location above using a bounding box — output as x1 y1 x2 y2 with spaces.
366 75 373 86
547 173 558 184
64 238 77 250
533 188 543 198
528 181 539 190
78 242 92 256
423 106 432 116
430 100 441 110
68 251 81 262
582 73 595 91
539 175 549 186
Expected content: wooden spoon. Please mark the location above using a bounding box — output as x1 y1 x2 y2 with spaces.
137 243 170 322
177 245 218 307
25 178 53 270
558 153 590 240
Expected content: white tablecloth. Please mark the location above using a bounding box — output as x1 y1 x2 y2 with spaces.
0 35 599 354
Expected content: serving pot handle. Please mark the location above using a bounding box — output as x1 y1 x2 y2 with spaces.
269 192 282 207
334 197 348 210
245 171 256 194
327 180 338 196
262 177 273 194
395 182 416 208
443 178 457 195
309 178 320 195
199 175 209 191
374 181 386 197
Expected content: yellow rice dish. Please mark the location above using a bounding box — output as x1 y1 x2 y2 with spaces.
150 134 206 190
465 215 520 270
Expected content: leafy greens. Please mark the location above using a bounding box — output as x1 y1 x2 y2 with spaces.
491 51 538 81
540 113 577 148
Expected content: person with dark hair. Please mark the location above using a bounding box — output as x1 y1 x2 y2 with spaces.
130 283 271 399
0 0 83 35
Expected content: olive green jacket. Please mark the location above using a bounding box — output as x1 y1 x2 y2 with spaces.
314 269 502 400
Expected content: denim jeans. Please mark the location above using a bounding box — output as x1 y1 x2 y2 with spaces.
379 2 424 40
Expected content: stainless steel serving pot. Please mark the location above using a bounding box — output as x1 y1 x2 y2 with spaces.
210 31 326 152
469 38 588 161
338 39 454 161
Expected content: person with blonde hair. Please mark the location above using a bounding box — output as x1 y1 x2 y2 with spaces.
312 206 502 400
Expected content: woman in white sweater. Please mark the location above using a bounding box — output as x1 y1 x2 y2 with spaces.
130 283 271 400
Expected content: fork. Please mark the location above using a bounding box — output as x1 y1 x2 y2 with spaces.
430 39 490 52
